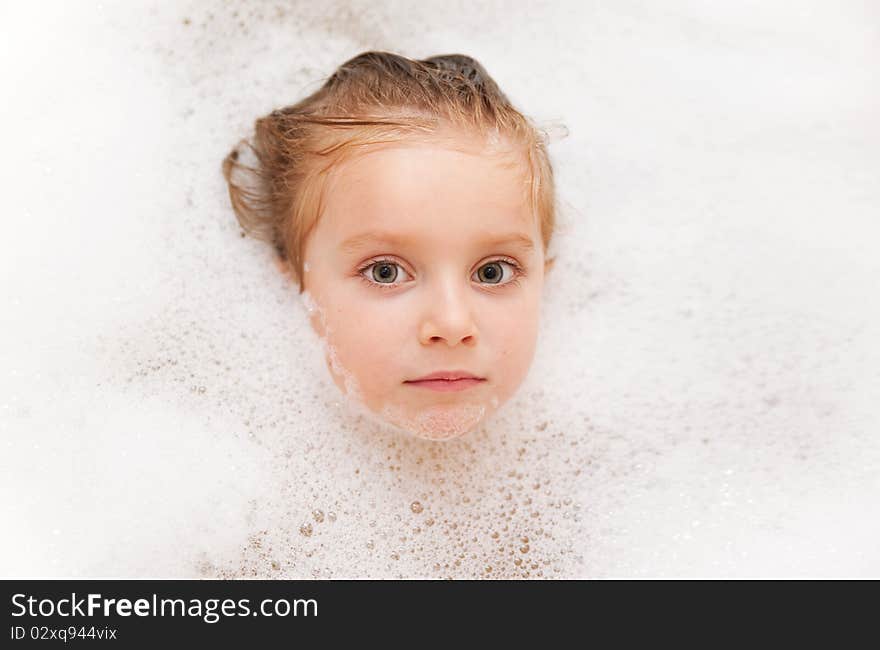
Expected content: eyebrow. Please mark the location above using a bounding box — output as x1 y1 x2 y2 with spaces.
339 231 535 254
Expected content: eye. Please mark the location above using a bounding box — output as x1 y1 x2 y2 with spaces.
473 260 520 286
357 257 524 290
359 259 412 287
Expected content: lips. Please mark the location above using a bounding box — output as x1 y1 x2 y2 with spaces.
404 370 487 393
406 370 484 382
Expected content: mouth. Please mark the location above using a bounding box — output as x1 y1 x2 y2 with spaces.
404 370 487 393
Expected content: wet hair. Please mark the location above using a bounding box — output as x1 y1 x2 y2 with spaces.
222 51 558 292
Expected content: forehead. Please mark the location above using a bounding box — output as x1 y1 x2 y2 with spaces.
319 140 535 243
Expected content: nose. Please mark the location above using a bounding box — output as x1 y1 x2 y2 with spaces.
418 277 478 347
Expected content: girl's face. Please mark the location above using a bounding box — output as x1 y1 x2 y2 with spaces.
300 136 547 440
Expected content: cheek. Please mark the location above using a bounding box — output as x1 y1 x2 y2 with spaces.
321 300 406 390
488 296 541 379
499 318 538 366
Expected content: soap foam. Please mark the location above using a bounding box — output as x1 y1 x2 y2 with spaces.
1 1 878 580
379 402 488 441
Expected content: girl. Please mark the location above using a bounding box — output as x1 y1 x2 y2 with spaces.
223 51 558 440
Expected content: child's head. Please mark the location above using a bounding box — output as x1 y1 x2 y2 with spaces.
223 51 558 440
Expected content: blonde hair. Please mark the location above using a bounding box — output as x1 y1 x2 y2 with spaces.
222 51 558 293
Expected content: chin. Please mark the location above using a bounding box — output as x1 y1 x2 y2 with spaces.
377 402 490 441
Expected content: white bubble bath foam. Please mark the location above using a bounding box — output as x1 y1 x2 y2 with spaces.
2 1 878 578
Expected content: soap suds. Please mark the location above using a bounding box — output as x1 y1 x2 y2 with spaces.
1 1 878 580
380 402 488 441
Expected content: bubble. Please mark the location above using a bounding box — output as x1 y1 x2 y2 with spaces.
312 509 324 523
410 501 424 514
380 402 487 441
321 339 365 406
541 120 570 143
486 126 502 147
299 523 313 537
299 290 318 316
